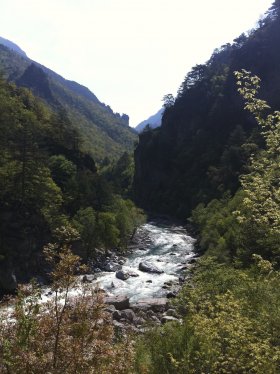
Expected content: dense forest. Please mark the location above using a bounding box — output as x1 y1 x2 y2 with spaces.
134 0 280 218
0 1 280 373
0 76 144 295
0 41 137 161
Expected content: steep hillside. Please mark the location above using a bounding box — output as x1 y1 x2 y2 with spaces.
135 108 164 133
134 2 280 218
0 36 27 57
0 75 144 294
0 41 137 161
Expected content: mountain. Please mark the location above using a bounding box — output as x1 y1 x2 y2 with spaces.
135 108 164 133
0 36 27 57
134 1 280 218
0 38 137 161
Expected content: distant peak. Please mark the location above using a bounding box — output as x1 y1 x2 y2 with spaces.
135 108 164 133
0 36 27 57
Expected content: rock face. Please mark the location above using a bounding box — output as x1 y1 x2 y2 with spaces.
105 295 130 311
139 261 163 274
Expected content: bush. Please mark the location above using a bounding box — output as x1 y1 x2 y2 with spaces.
0 228 133 374
135 257 280 373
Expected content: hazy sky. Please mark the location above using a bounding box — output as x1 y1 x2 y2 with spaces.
0 0 274 126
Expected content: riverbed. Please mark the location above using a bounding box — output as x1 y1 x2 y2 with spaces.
92 221 196 303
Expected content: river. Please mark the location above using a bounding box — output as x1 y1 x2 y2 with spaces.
1 220 196 318
93 221 196 303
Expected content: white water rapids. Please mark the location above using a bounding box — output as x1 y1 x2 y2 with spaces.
1 221 196 318
92 221 196 303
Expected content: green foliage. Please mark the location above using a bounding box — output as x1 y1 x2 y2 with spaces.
0 231 134 373
162 93 175 109
191 191 244 261
135 257 280 373
134 4 280 218
135 67 280 374
191 70 280 266
102 151 135 197
72 198 146 254
72 207 97 258
112 197 146 247
0 76 144 289
234 69 280 263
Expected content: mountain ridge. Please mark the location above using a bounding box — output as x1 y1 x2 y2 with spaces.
0 38 136 161
135 108 164 133
0 36 27 57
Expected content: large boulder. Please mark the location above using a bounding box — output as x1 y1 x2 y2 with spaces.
120 309 136 322
105 295 130 310
115 270 130 281
112 310 122 321
132 298 168 313
104 262 122 272
81 274 96 283
139 261 163 274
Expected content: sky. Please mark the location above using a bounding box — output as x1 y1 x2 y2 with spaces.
0 0 274 127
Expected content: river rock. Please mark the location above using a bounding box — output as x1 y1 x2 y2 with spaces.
139 261 163 274
105 295 130 310
179 276 185 283
105 304 116 314
113 320 125 332
128 271 139 277
179 265 188 270
167 292 176 299
104 262 122 272
164 281 173 287
161 316 180 324
120 309 136 322
150 315 161 324
134 317 146 326
188 258 198 264
82 274 95 283
164 309 179 318
132 298 168 312
115 270 129 281
112 310 122 321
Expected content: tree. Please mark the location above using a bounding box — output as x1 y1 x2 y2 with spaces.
162 94 175 109
235 70 280 263
72 207 97 259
